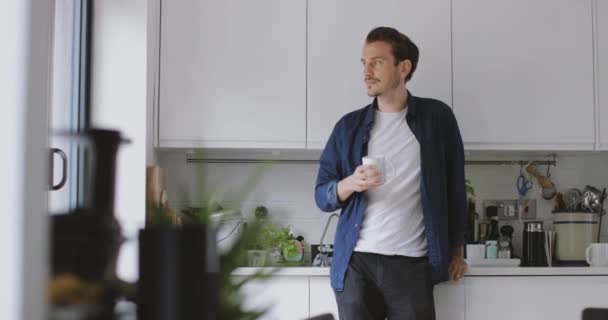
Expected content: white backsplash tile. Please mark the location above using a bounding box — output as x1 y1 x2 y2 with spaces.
159 152 608 254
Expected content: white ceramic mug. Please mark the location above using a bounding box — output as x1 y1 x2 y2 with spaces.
362 155 395 181
586 243 608 267
466 244 486 260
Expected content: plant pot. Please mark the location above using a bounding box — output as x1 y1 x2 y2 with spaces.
180 225 219 320
283 240 304 263
138 226 181 320
247 250 267 267
138 225 219 320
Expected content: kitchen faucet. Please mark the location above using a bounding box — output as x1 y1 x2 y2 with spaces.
312 213 339 267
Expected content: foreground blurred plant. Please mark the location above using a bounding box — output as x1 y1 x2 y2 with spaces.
219 220 277 320
179 159 277 320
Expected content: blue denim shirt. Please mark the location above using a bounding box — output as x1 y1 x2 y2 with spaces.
314 92 467 291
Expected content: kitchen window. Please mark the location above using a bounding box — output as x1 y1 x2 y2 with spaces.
49 0 92 214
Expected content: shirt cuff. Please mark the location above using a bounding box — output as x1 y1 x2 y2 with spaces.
325 180 343 211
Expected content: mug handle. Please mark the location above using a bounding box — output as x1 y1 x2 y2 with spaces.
586 245 593 265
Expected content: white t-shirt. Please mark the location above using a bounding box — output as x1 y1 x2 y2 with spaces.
353 107 428 257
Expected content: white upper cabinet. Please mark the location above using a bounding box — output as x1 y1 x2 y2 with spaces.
453 0 595 150
158 0 306 148
306 0 452 149
599 0 608 150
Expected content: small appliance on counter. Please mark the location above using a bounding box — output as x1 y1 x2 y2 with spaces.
51 129 127 281
522 221 547 267
49 129 130 319
554 212 599 265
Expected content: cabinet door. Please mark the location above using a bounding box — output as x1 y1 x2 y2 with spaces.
235 276 309 320
307 0 452 149
434 281 465 320
159 0 306 149
453 0 595 150
599 0 608 150
309 276 339 318
465 276 608 320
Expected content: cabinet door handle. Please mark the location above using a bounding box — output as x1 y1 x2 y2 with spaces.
49 148 67 191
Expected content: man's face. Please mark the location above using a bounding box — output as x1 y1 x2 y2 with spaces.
361 41 410 97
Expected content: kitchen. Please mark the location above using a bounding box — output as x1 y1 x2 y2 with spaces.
3 0 608 320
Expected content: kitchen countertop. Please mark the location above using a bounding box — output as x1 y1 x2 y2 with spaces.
232 266 608 277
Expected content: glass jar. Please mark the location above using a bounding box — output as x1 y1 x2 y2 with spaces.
485 240 498 259
498 240 511 259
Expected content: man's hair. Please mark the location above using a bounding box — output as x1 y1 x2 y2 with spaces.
366 26 419 82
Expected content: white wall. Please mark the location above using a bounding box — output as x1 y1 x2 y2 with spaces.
0 2 28 318
147 0 160 165
91 0 147 282
0 1 52 319
159 151 608 262
159 152 328 251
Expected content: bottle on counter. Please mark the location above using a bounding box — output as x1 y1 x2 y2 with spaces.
499 225 515 258
498 240 511 259
478 221 490 244
486 240 498 259
487 216 499 241
466 198 478 244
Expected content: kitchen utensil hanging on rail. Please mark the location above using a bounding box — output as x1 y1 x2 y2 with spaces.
526 164 557 200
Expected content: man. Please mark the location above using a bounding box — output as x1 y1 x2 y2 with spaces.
314 26 467 320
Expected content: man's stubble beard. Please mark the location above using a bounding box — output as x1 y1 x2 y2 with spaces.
368 74 403 98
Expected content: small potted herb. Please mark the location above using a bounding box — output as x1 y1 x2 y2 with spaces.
247 224 306 266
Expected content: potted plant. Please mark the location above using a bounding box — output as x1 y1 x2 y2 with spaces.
264 226 290 266
247 225 283 266
246 225 273 267
247 224 306 266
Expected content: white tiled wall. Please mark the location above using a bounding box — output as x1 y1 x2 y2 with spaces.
159 151 608 261
465 153 608 255
159 152 332 247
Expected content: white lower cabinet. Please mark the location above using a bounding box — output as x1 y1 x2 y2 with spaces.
435 281 465 320
308 276 464 320
235 276 309 320
236 275 608 320
309 276 338 318
465 276 608 320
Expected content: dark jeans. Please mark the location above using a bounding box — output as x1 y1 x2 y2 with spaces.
334 252 435 320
